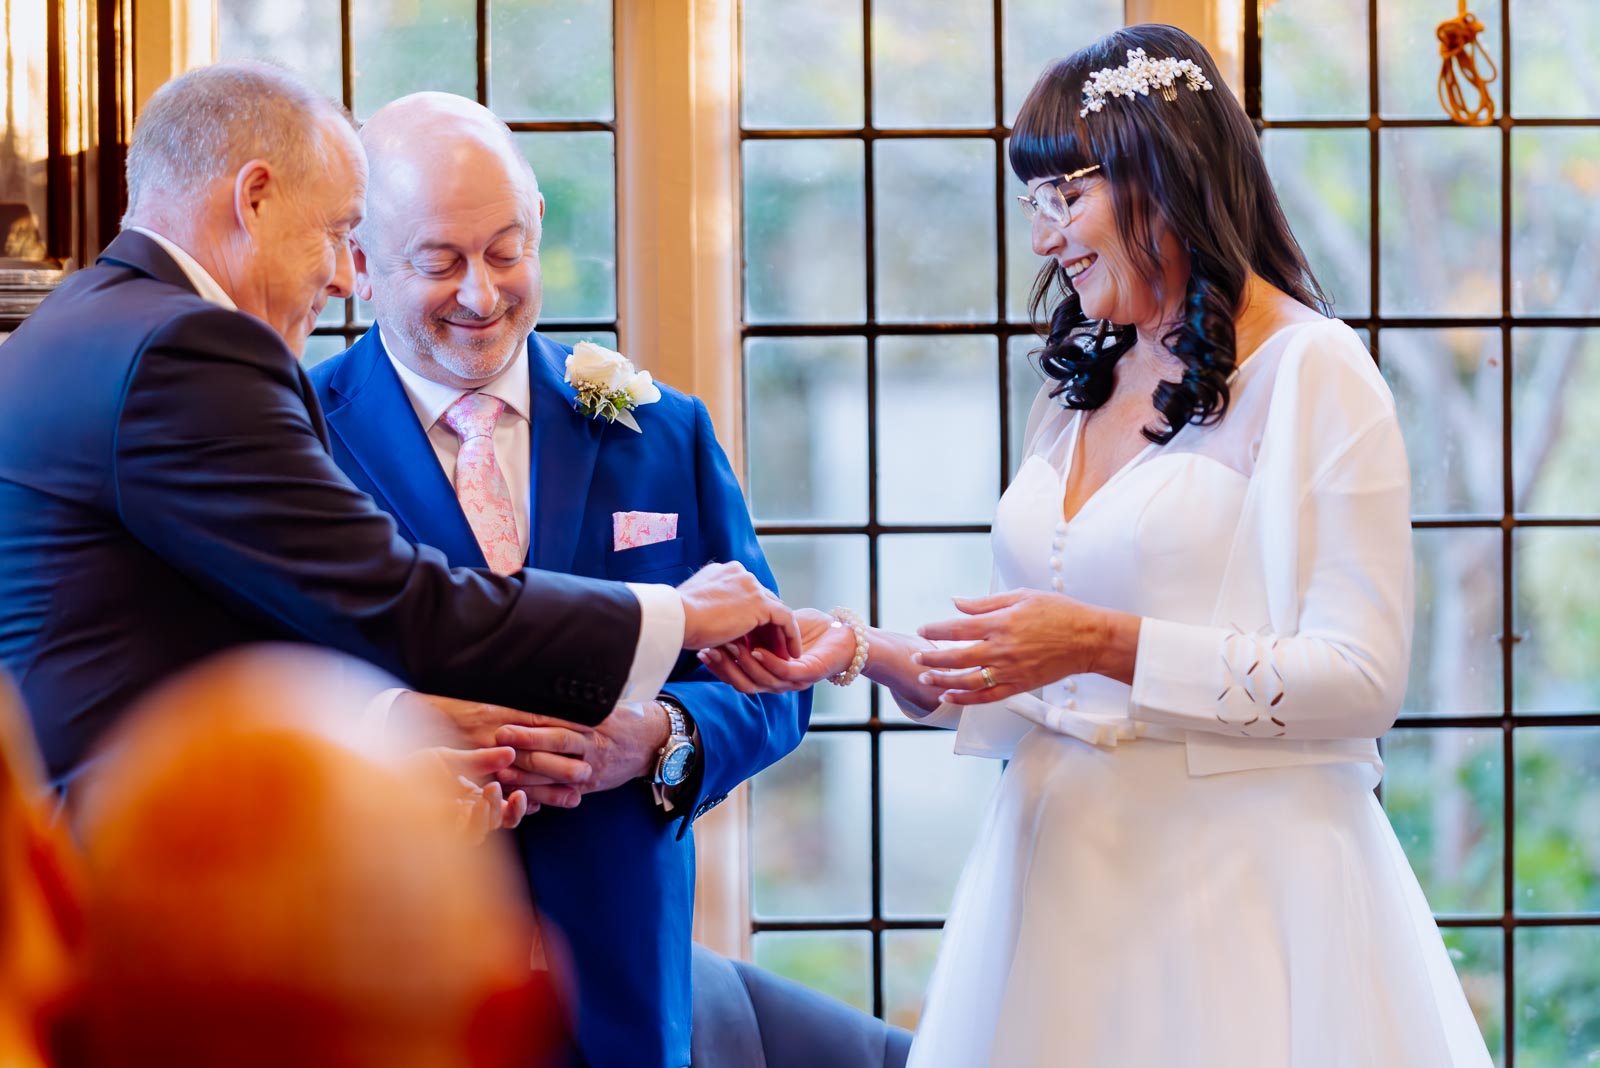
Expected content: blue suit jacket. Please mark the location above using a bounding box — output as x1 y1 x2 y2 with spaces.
0 233 640 787
308 328 810 1068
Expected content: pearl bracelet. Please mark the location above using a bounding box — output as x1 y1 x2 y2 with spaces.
827 607 870 687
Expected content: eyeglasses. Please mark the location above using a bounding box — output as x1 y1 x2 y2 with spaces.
1016 164 1102 226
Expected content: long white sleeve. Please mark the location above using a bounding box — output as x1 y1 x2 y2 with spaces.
1131 410 1413 742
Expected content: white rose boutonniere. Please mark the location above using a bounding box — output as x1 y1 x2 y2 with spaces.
564 341 661 433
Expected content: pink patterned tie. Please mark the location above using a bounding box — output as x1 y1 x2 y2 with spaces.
440 393 523 575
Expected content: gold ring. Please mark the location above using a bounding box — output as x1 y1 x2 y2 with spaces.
980 666 998 689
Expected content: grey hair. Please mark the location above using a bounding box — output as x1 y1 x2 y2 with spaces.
123 61 355 226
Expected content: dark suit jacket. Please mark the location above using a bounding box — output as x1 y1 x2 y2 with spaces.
308 328 811 1068
0 231 642 787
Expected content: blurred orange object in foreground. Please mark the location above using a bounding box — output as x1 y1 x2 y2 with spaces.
70 646 568 1068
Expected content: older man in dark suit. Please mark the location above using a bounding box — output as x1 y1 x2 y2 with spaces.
0 61 795 797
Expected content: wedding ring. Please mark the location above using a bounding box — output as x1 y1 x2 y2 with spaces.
980 666 998 689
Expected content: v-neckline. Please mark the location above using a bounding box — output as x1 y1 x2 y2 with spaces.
1057 411 1157 527
1052 317 1323 528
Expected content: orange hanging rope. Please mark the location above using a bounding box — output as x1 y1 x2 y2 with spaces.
1437 0 1498 125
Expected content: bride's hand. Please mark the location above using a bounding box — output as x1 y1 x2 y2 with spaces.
913 590 1114 704
698 608 855 694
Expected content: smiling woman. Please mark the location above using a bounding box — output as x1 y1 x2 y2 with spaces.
1010 27 1327 443
711 21 1497 1067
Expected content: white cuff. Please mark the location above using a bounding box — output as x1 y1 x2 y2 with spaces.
620 583 686 705
362 687 409 740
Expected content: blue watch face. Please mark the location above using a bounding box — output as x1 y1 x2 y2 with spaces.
661 743 694 786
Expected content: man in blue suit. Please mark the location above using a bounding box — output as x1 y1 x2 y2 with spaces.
0 63 796 802
307 93 811 1068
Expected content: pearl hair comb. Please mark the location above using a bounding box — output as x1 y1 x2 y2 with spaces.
1080 47 1215 117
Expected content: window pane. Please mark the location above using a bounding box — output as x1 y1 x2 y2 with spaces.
1407 529 1502 716
517 132 615 320
489 0 613 121
752 930 873 1012
1002 0 1122 125
1004 137 1044 323
1440 927 1505 1065
881 730 999 918
883 928 942 1032
743 140 867 324
1378 0 1503 120
352 0 476 118
1511 0 1600 117
873 139 997 323
1383 729 1503 915
759 535 870 724
1515 926 1600 1065
218 0 342 102
1511 130 1600 317
1380 328 1501 517
540 329 617 351
746 337 869 523
1263 129 1371 319
878 533 993 725
1514 727 1600 914
751 732 872 919
1514 529 1600 714
1006 334 1048 480
871 0 993 128
876 335 1000 525
301 335 348 369
1262 0 1368 120
1379 128 1501 317
741 0 863 129
1513 329 1600 517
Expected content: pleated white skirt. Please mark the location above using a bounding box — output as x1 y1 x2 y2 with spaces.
907 729 1493 1068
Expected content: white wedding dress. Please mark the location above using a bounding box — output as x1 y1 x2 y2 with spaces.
906 326 1493 1067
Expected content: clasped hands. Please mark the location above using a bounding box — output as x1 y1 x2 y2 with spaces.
699 589 1125 708
401 560 806 839
396 692 676 839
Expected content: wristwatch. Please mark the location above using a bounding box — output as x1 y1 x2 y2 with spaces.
652 697 696 788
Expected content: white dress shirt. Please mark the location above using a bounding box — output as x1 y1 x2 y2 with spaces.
377 329 685 711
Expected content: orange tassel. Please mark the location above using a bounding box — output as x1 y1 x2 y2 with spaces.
1437 1 1498 125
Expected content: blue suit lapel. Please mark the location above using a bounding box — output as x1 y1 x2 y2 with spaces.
529 333 604 574
324 329 488 568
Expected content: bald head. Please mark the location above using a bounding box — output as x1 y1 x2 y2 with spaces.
354 93 547 390
358 92 539 248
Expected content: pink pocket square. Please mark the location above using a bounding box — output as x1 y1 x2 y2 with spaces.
613 511 678 551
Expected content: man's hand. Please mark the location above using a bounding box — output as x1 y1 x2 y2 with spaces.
392 693 595 810
495 702 671 798
407 745 531 842
677 562 802 658
699 608 855 694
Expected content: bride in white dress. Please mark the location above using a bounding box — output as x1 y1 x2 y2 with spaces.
703 24 1493 1068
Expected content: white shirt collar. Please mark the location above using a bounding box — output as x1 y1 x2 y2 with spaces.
379 326 532 432
126 226 238 311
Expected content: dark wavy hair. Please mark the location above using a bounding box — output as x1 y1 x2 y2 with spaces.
1010 24 1328 444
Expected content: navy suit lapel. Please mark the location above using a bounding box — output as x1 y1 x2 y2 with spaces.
324 329 488 568
529 333 604 574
